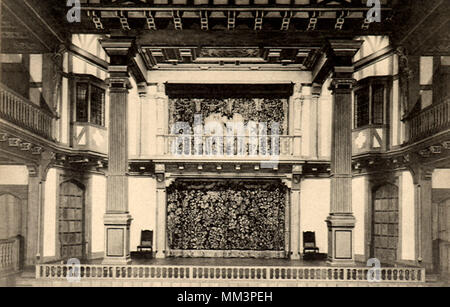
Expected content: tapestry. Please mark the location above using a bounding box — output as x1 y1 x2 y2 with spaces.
168 98 289 134
167 180 287 251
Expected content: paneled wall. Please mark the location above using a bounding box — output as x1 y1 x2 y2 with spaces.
128 177 157 252
353 176 367 258
89 174 106 258
300 178 330 254
399 170 416 262
43 169 57 259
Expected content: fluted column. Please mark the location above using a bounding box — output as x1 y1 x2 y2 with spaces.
289 165 302 260
413 166 434 271
310 84 321 159
100 38 136 265
155 164 167 259
103 75 133 265
325 40 362 266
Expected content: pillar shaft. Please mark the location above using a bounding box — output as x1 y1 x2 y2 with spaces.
325 40 362 266
414 167 434 271
107 84 129 213
326 80 357 266
100 37 137 264
290 187 301 260
330 84 354 214
26 175 40 265
103 78 133 264
155 164 167 259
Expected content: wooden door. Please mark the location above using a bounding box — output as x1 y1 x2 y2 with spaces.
59 182 85 260
372 184 399 264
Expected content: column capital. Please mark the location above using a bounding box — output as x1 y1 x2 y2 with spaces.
137 82 148 97
411 165 435 184
100 37 136 60
155 163 166 187
326 39 364 59
311 83 322 99
329 78 357 92
101 37 148 85
107 76 132 90
106 64 132 90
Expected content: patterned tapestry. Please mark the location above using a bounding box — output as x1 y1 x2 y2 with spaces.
168 98 289 134
167 180 287 251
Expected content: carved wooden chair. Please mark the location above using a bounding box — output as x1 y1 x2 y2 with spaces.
303 231 319 258
137 230 153 252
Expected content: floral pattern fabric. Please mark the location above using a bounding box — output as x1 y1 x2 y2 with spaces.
169 98 288 135
167 180 286 251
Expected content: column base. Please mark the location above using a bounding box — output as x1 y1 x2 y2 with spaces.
326 214 356 266
103 213 133 265
155 250 166 259
289 252 301 260
102 255 132 265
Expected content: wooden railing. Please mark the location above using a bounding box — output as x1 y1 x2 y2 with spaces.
0 83 55 140
406 99 450 143
36 264 425 283
0 237 20 275
156 134 301 158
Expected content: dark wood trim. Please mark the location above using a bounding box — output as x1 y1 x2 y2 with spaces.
354 46 394 72
165 82 294 98
69 44 109 72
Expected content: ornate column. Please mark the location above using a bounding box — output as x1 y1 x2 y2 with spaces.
26 165 41 265
136 83 147 157
413 166 434 271
155 83 168 156
155 164 167 259
24 151 55 265
325 40 362 266
310 84 322 159
289 165 302 260
101 39 135 264
290 84 303 157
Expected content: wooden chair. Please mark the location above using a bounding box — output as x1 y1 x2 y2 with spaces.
303 231 319 258
137 230 153 252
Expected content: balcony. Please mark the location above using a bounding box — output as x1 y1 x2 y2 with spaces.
0 83 55 140
405 99 450 144
155 134 301 161
352 125 387 156
72 122 108 154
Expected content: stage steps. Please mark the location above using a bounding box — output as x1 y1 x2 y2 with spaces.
13 277 428 287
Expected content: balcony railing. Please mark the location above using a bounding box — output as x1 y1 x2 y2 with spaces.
0 237 20 274
406 99 450 143
156 134 301 159
0 83 55 140
36 263 425 284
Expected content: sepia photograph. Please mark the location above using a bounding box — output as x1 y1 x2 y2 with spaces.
0 0 449 292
